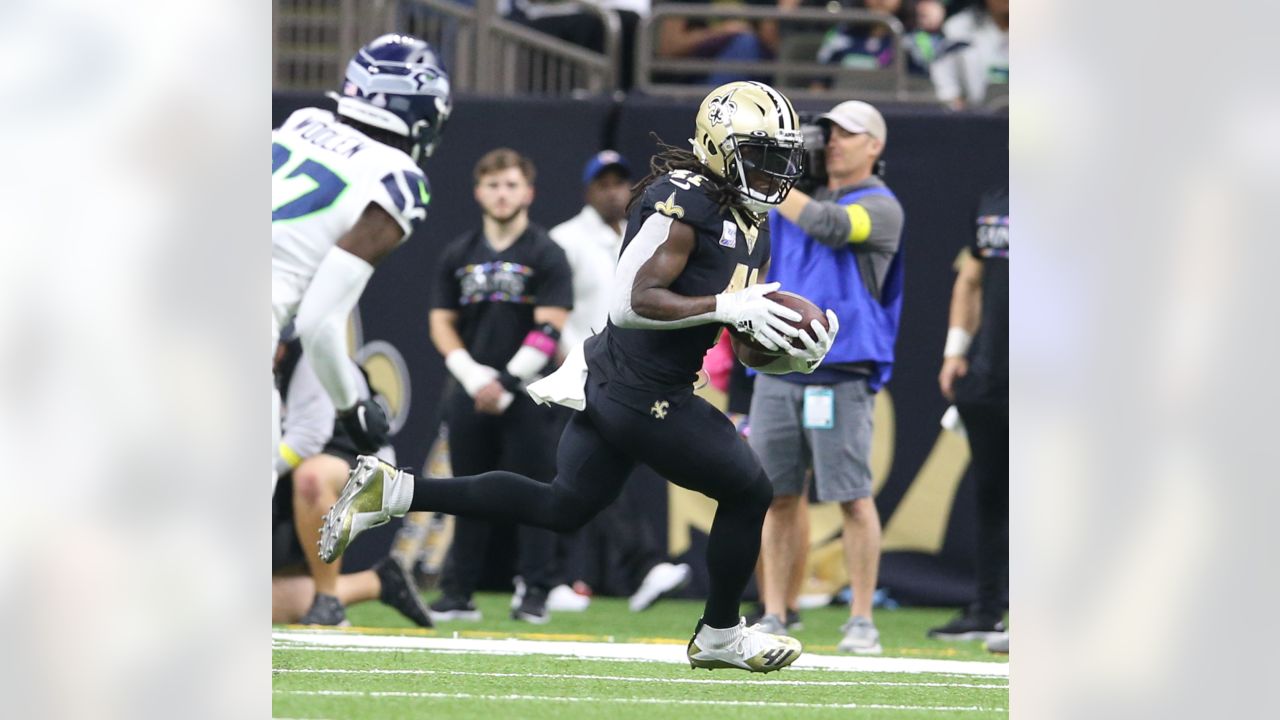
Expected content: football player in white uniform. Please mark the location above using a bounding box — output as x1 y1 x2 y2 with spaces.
271 34 452 490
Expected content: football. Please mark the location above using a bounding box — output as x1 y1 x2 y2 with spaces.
730 290 828 366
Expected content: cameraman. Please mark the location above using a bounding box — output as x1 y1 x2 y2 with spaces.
750 100 905 654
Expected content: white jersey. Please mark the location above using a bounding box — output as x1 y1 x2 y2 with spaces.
271 108 429 316
549 205 624 351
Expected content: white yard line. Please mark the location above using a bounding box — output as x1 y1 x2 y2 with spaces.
276 689 1006 713
273 631 1009 677
274 666 1007 689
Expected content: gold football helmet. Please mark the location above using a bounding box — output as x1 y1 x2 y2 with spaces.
690 81 805 213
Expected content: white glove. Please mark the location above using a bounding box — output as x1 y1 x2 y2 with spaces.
714 282 802 351
785 310 840 373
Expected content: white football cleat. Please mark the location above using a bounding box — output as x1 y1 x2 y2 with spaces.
318 455 411 563
687 617 802 673
629 562 692 612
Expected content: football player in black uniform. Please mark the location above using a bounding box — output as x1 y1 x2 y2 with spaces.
319 81 841 673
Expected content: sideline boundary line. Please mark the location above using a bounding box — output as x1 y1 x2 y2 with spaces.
273 631 1009 677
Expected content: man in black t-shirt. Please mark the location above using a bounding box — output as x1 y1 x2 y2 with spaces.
321 82 842 673
426 149 573 624
931 184 1009 648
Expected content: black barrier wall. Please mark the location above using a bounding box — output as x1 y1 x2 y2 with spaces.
273 92 1008 607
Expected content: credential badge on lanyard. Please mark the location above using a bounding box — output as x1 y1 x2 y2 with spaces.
802 386 835 430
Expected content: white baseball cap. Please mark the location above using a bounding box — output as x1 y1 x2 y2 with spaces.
818 100 887 146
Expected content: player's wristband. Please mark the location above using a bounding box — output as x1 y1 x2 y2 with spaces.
944 327 973 358
498 371 522 393
506 324 561 382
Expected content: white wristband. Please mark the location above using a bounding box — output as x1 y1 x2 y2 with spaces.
944 327 973 358
445 349 498 397
506 344 551 383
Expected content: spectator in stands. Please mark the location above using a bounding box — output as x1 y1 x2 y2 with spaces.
271 340 433 627
750 100 905 655
656 0 784 85
509 1 646 90
543 150 693 612
930 0 1008 109
929 184 1009 647
428 148 573 625
906 0 946 73
816 0 936 78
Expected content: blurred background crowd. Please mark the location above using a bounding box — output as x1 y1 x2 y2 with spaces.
275 0 1008 111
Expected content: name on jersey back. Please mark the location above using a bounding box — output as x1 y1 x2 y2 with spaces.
293 117 367 159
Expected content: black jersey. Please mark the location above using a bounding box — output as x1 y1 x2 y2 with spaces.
956 185 1008 404
587 170 771 396
431 224 573 368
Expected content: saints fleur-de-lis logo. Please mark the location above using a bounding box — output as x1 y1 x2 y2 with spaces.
707 95 737 127
650 400 669 420
655 192 684 219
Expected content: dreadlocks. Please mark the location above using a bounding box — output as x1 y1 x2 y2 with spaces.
627 134 743 215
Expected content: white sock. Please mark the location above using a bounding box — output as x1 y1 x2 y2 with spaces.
386 467 415 517
698 618 743 647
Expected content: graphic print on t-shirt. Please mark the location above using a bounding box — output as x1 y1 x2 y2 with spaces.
975 214 1009 259
456 261 537 305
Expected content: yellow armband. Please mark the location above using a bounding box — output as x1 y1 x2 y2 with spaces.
278 442 303 469
845 204 872 243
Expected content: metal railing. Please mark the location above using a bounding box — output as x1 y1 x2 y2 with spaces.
274 0 621 96
272 1 956 103
273 0 397 91
637 4 938 103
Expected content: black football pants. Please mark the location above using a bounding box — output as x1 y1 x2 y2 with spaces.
436 389 558 600
412 378 774 628
957 400 1010 616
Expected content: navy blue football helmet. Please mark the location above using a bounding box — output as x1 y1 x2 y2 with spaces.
329 34 452 161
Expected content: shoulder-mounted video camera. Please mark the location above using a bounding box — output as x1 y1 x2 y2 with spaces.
795 113 886 195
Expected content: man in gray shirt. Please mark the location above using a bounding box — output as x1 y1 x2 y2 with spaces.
750 100 905 654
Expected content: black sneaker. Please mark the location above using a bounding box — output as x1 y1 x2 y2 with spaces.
785 608 804 632
511 586 550 624
298 593 350 627
427 594 482 623
927 608 1006 641
375 559 433 628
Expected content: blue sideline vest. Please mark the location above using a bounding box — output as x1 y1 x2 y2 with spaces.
766 185 904 391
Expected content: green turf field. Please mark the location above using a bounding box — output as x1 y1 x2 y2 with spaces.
273 592 1008 719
